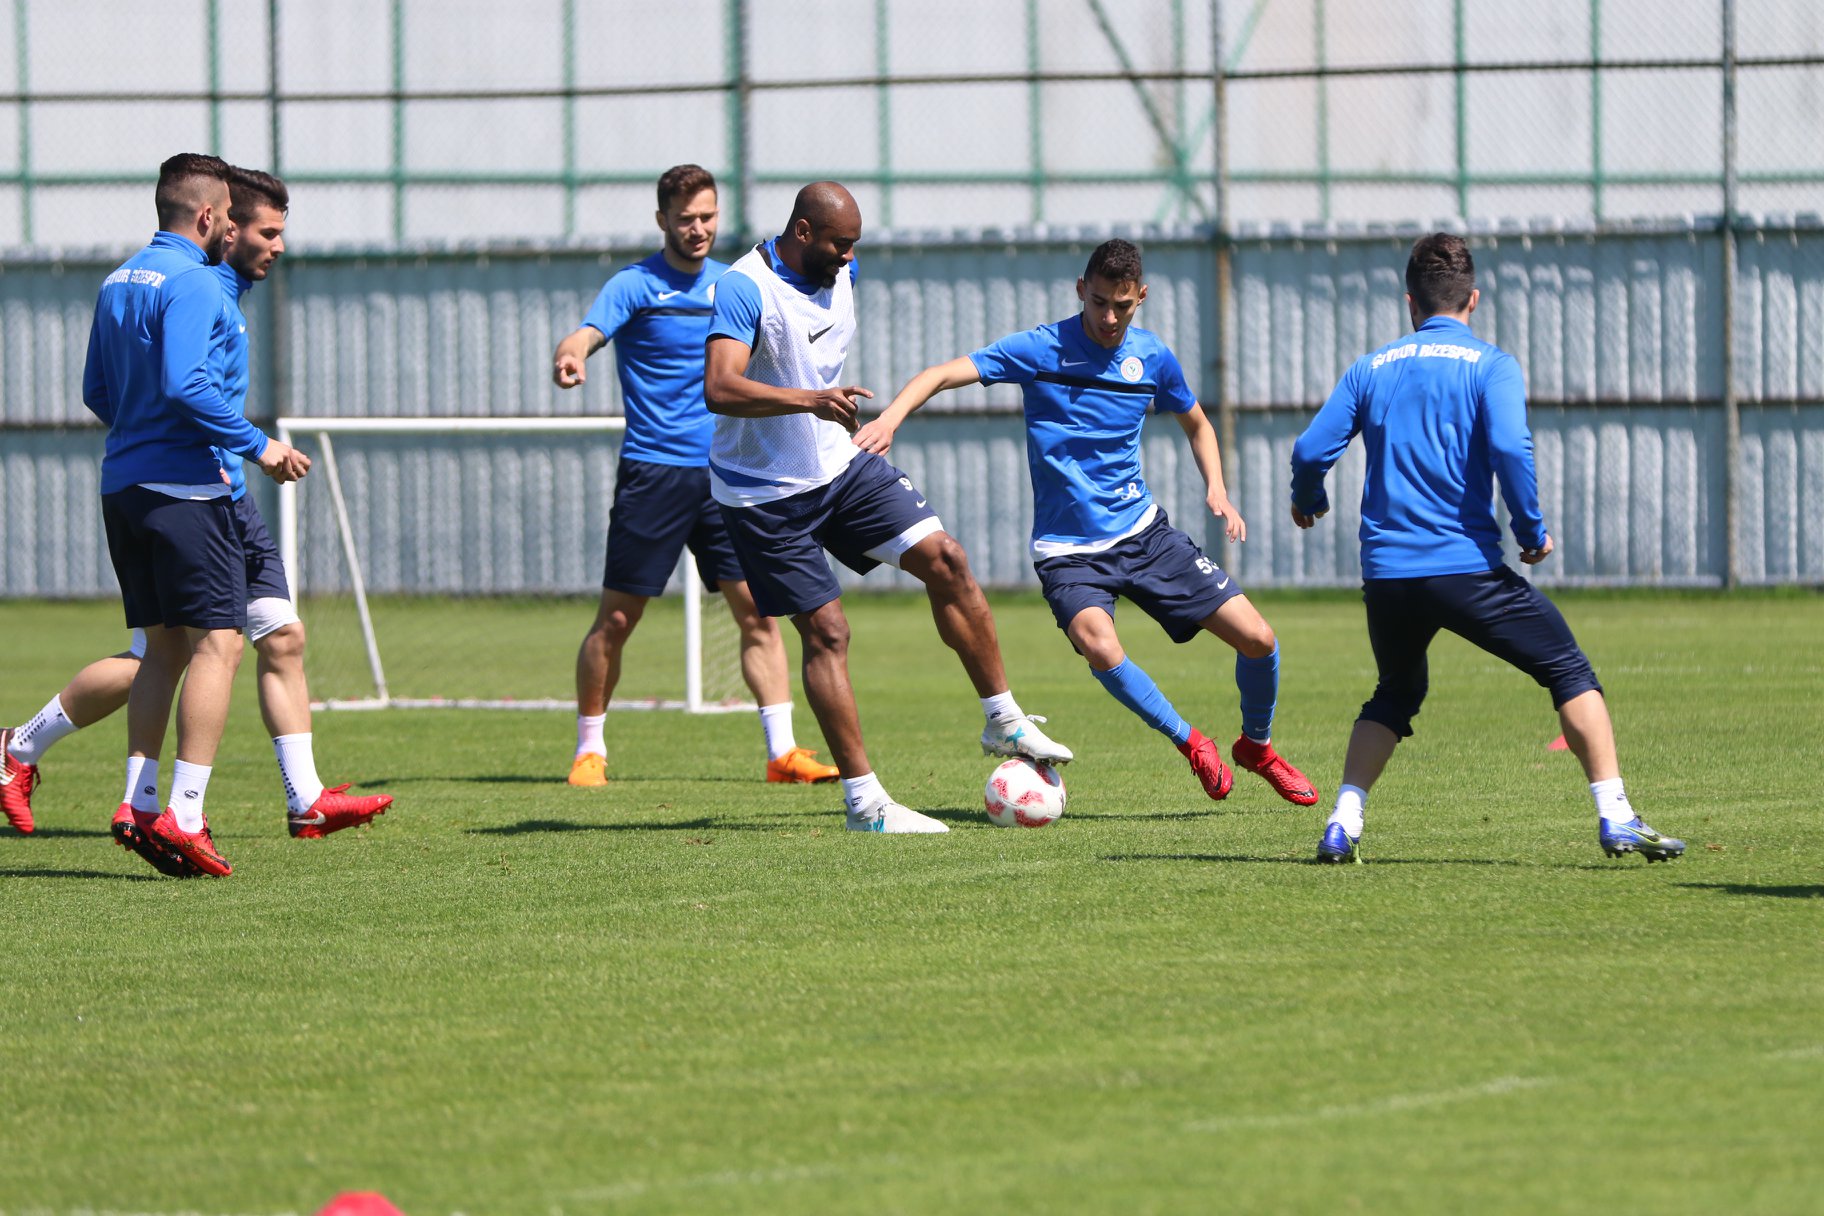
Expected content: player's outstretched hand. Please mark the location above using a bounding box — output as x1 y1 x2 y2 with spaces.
810 385 871 432
553 352 586 389
853 416 897 454
1520 534 1555 564
1290 504 1328 529
1209 492 1246 543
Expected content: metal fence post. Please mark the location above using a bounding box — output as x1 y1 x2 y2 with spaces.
1721 0 1740 588
1212 1 1237 573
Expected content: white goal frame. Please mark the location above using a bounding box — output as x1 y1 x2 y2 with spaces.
275 414 747 714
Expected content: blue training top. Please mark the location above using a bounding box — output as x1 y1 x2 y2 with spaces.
83 231 268 494
1290 314 1548 580
969 315 1197 556
210 261 256 500
582 251 728 467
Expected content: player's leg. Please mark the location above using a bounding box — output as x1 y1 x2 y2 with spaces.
572 589 648 785
718 485 945 833
1199 594 1316 806
826 454 1070 765
1433 568 1682 861
1 641 138 833
1317 578 1437 863
691 483 835 783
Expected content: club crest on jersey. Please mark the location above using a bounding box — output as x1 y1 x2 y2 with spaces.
1119 356 1144 383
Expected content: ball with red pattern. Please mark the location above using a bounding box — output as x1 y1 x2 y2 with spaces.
983 757 1066 828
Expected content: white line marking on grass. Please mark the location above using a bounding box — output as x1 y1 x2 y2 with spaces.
1768 1045 1824 1061
1184 1075 1554 1133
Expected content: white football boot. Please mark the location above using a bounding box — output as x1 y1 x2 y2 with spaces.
981 713 1074 765
845 801 950 834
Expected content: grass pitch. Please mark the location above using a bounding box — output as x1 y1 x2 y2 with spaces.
1 589 1820 1215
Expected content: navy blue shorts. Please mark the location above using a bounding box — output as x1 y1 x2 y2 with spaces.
1034 511 1242 644
101 486 247 631
718 451 941 618
233 495 291 601
603 459 746 597
1359 566 1603 738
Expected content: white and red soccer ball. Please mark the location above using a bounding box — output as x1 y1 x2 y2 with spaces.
983 758 1066 828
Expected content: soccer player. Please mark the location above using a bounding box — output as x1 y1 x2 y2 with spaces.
78 153 309 876
1290 232 1684 864
551 164 837 788
3 165 392 865
702 181 1072 834
861 239 1316 807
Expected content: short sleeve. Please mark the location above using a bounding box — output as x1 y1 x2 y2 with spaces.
1151 346 1197 414
707 271 764 347
581 268 643 343
968 329 1047 386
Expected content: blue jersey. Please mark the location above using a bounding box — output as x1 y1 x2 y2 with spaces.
1291 315 1548 579
82 231 268 494
582 252 728 467
706 238 858 346
970 315 1197 556
210 262 256 500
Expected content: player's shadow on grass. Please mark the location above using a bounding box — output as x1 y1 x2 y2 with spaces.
363 773 771 787
1101 852 1531 867
470 814 819 836
0 867 158 882
13 827 114 839
1677 882 1824 900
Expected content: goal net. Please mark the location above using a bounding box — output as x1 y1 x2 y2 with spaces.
274 416 752 713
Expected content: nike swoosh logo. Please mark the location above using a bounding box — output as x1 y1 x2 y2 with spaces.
289 810 327 826
656 290 684 301
809 325 833 343
1215 577 1230 590
1060 358 1087 367
238 325 246 333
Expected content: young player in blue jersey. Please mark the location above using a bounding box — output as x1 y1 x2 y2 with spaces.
3 167 392 866
704 182 1072 834
862 239 1316 808
1291 232 1683 864
550 165 837 789
75 154 310 876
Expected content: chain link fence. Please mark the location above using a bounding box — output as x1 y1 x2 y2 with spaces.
3 1 1818 248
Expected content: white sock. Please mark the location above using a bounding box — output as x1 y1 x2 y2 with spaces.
1329 783 1367 838
980 690 1021 723
758 702 797 761
8 695 79 765
575 713 607 760
1591 777 1633 823
273 733 326 814
841 772 887 816
123 756 160 815
169 760 212 831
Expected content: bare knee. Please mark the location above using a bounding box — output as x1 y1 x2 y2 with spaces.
590 601 646 649
192 628 245 668
1066 610 1125 671
256 621 307 667
912 535 978 598
1236 623 1277 660
795 605 850 659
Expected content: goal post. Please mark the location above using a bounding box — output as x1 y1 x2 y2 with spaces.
274 415 750 714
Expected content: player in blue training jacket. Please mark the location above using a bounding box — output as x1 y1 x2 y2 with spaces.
1290 232 1684 864
551 165 838 789
2 166 391 864
76 153 309 877
861 239 1317 808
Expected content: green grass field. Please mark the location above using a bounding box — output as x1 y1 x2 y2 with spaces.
2 590 1820 1215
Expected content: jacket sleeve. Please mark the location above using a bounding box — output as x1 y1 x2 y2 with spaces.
160 271 269 460
81 306 114 425
1483 354 1548 550
1289 361 1365 515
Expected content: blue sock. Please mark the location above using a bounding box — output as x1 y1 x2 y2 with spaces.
1091 658 1191 745
1236 643 1279 742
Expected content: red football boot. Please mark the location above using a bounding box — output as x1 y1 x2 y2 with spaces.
289 783 393 838
1231 735 1319 806
110 803 203 877
0 728 40 834
1176 728 1233 801
148 808 232 877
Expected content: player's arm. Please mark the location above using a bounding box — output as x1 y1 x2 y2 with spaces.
80 309 113 425
854 357 981 454
162 272 304 481
552 326 606 389
703 336 869 429
1288 363 1364 528
1175 404 1245 544
1483 355 1553 564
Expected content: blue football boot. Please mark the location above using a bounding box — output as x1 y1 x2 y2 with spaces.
1599 816 1684 862
1316 821 1361 865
